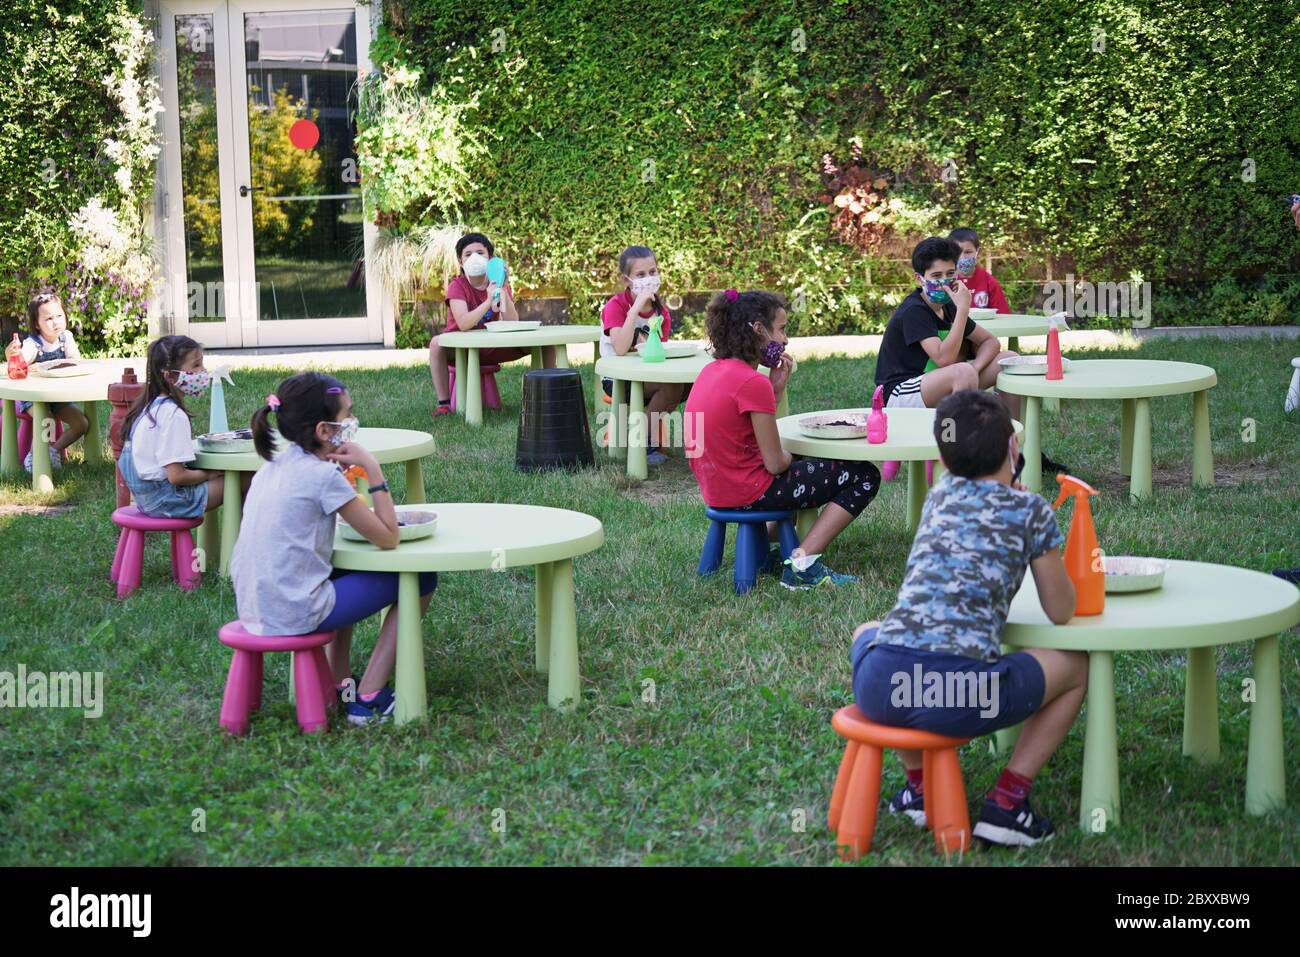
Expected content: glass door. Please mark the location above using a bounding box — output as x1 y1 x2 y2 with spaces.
227 0 376 345
159 0 379 348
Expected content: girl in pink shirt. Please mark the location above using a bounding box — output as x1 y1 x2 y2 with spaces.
684 290 879 590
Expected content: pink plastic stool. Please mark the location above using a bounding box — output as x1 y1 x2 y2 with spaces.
449 363 502 412
16 407 65 465
217 622 335 736
109 506 203 599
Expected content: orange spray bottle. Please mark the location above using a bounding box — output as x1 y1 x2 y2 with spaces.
1053 474 1105 616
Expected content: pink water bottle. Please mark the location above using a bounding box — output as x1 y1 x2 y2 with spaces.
1045 315 1064 380
867 385 888 443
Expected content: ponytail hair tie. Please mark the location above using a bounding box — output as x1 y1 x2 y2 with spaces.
724 289 739 302
266 394 281 411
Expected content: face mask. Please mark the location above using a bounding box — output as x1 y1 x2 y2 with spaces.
759 339 785 369
921 278 954 304
463 254 488 277
172 369 211 396
326 416 359 447
957 254 978 277
630 274 661 297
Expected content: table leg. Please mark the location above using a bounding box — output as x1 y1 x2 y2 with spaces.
555 346 570 369
1021 396 1042 493
0 399 19 478
1191 389 1214 487
404 459 426 504
796 508 817 540
1042 396 1060 414
454 347 467 413
30 400 54 492
219 468 241 576
84 401 106 463
531 346 544 369
608 378 624 460
627 380 647 480
1130 397 1152 502
546 558 580 712
1182 646 1220 762
199 509 220 574
1079 651 1121 832
534 561 553 673
776 390 790 419
905 460 926 531
1008 336 1019 353
466 347 483 426
1120 398 1135 476
394 571 428 726
1245 635 1284 815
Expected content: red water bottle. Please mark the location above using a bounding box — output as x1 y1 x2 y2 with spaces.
1045 315 1064 380
6 334 28 380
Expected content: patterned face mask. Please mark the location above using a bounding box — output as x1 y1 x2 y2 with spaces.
759 339 786 369
630 274 661 297
921 277 955 303
325 416 359 447
957 254 978 277
172 368 211 396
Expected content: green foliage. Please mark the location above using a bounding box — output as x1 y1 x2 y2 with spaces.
382 0 1300 332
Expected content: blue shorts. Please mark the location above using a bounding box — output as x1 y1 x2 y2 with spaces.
850 628 1045 738
118 442 209 519
318 569 438 632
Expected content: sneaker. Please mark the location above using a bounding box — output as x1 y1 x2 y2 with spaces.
1040 452 1070 476
646 449 668 466
780 559 857 590
886 782 927 827
346 685 396 726
1271 568 1300 586
431 404 452 417
972 797 1055 847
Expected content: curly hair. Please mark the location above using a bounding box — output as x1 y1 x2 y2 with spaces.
705 290 786 364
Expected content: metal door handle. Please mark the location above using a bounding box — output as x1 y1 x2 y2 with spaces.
239 184 261 197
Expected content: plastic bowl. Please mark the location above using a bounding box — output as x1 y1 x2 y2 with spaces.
635 342 699 359
998 355 1071 376
1103 556 1168 593
339 505 438 542
798 413 868 439
197 429 255 453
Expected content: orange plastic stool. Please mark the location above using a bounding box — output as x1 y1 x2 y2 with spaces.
829 705 972 857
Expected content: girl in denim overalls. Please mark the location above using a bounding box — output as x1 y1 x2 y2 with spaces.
6 293 89 472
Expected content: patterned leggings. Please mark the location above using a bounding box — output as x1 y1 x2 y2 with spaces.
743 458 880 517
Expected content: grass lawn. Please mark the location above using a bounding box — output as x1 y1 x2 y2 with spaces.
1 335 1297 866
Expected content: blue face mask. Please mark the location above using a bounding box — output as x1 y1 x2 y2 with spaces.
957 254 978 277
922 278 954 304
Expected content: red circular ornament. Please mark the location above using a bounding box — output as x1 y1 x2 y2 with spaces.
289 119 320 150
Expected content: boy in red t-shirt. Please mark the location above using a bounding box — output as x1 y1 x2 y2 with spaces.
948 228 1010 314
428 232 556 416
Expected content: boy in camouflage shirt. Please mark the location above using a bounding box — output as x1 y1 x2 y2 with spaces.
849 390 1087 846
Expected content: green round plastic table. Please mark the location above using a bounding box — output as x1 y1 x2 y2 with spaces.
996 560 1299 832
0 359 132 492
975 314 1055 352
996 359 1217 500
435 325 601 426
192 427 436 576
332 503 604 722
776 408 1024 533
595 351 790 480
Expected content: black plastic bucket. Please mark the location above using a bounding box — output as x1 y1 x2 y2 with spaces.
515 368 594 471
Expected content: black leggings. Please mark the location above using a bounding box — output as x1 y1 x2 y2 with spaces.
743 459 880 517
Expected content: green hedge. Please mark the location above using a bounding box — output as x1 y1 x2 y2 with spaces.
385 0 1300 333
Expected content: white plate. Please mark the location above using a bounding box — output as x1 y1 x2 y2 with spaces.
339 504 438 542
969 307 998 320
485 320 542 333
1103 556 1167 593
998 355 1071 376
30 360 93 378
197 429 254 453
798 413 868 439
635 342 699 359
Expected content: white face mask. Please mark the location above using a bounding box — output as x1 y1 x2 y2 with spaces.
325 416 359 447
463 253 488 277
630 274 661 297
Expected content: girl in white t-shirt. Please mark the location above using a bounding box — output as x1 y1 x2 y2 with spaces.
119 335 228 519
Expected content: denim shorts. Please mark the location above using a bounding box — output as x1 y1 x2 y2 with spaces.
119 442 209 519
850 628 1045 738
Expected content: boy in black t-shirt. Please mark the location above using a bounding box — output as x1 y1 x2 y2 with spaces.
875 237 1069 476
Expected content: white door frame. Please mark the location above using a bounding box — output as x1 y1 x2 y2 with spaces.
158 0 390 348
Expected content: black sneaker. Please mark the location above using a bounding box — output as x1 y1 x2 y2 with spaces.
1271 567 1300 586
1040 452 1070 476
886 782 927 827
973 797 1055 847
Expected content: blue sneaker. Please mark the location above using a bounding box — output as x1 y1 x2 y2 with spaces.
646 449 668 466
346 685 396 726
781 559 857 590
973 797 1055 847
886 782 927 827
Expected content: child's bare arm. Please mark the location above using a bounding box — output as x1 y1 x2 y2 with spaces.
610 294 654 354
165 462 214 487
1029 549 1076 624
448 297 492 332
750 412 793 475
